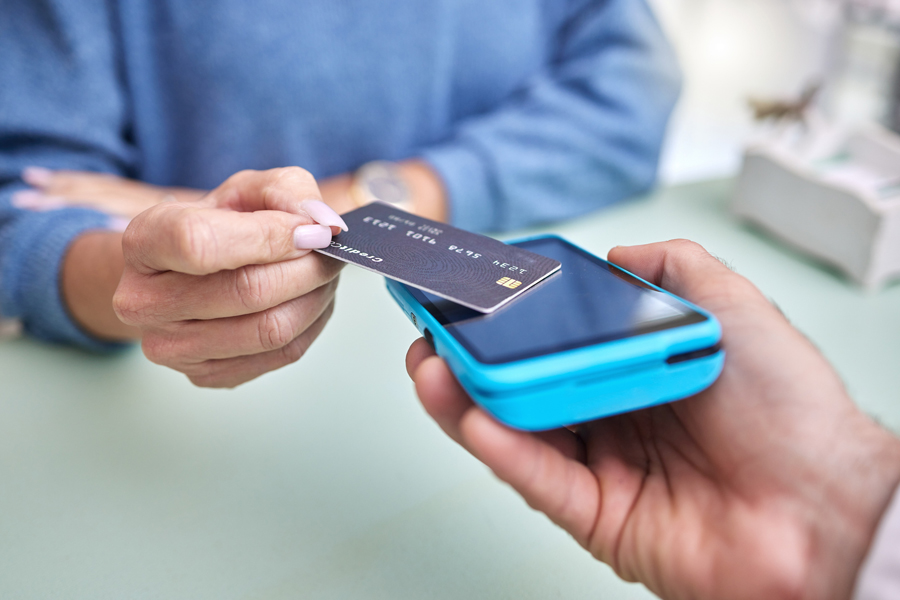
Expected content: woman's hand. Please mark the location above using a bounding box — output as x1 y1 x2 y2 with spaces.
407 240 900 600
111 167 349 387
14 158 448 223
46 167 346 388
14 167 205 222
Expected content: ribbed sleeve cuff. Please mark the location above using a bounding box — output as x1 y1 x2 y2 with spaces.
5 208 129 353
420 141 498 233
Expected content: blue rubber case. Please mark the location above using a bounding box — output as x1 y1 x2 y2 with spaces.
387 235 724 431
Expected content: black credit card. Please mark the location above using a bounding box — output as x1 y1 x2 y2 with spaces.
315 203 561 313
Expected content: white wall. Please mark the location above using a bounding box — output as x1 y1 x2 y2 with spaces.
649 0 849 182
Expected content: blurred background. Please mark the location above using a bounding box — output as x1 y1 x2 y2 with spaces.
649 0 900 182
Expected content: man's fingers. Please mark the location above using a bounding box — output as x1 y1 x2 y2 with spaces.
406 337 436 378
412 354 476 445
177 302 334 388
141 279 337 362
607 240 764 313
411 342 587 459
124 201 330 275
411 344 598 543
115 253 343 323
458 409 600 547
607 240 726 296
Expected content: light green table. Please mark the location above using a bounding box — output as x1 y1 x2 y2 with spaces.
1 180 898 599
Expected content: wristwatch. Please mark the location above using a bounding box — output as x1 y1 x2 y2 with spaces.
350 161 413 212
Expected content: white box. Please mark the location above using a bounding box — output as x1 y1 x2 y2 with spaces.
732 124 900 289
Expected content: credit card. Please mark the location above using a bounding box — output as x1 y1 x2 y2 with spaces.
315 202 561 313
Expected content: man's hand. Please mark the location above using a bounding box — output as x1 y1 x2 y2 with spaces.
407 240 900 600
114 167 346 388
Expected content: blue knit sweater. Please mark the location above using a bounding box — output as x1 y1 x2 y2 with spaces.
0 0 679 350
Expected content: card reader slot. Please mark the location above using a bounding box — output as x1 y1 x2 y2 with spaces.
666 343 722 365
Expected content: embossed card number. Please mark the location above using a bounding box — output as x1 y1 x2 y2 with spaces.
315 202 561 313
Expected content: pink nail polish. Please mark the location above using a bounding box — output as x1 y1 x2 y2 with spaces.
301 200 348 231
107 216 131 232
11 190 42 207
293 224 334 249
21 166 54 187
11 190 66 211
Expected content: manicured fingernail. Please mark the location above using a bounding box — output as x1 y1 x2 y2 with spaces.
293 224 334 249
11 190 42 207
11 190 66 210
107 216 130 232
21 166 54 187
301 200 348 231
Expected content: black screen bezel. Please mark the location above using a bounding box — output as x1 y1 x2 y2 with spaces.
404 237 708 365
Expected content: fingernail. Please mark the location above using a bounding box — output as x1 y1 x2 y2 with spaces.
21 166 54 187
11 190 42 207
293 224 334 249
107 216 131 232
11 190 66 210
301 200 348 231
